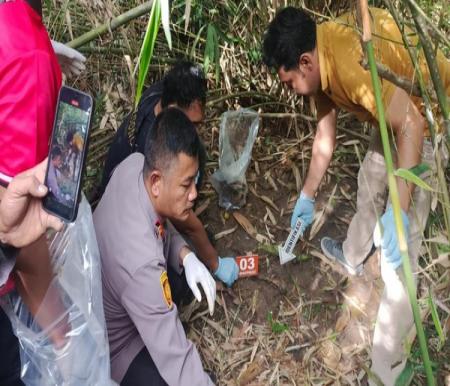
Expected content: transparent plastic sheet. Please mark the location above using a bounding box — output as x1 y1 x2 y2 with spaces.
0 196 113 385
211 108 259 210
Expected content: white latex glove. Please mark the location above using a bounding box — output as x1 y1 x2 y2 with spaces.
182 252 216 315
51 40 86 78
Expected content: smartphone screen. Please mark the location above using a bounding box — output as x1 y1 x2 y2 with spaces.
44 86 93 222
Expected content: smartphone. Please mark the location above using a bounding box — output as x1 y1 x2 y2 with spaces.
43 86 93 222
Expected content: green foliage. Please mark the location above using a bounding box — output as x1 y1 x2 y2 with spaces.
296 254 311 262
59 102 88 124
398 343 441 385
55 103 89 145
267 311 289 334
204 23 220 84
258 243 278 256
135 0 162 107
409 162 431 176
428 292 445 350
394 167 433 191
135 0 175 107
160 0 172 50
248 47 262 64
43 2 450 378
395 360 414 386
361 3 435 383
436 243 450 254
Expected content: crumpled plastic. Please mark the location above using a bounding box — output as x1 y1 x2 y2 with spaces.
0 196 113 386
211 108 259 210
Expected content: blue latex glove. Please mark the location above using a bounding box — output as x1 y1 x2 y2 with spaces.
214 257 239 287
374 207 410 270
290 191 315 233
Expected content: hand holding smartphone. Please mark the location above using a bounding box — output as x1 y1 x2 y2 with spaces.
44 86 93 222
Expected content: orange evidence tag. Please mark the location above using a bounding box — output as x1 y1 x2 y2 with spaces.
236 255 259 277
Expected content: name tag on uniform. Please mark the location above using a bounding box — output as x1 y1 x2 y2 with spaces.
236 255 259 277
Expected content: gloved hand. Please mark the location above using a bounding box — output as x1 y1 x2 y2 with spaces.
183 252 216 315
290 191 315 233
214 257 239 287
373 206 409 270
51 40 86 78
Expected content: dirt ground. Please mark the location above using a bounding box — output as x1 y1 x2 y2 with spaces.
176 116 450 385
176 117 366 385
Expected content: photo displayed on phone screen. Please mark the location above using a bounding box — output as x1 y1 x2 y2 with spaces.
45 88 92 222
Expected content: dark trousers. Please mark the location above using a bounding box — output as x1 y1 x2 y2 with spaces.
121 346 167 386
0 308 24 386
121 268 191 386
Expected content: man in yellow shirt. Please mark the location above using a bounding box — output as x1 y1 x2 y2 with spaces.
65 129 84 181
263 6 449 385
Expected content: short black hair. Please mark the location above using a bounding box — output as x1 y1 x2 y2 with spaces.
143 107 200 175
262 7 317 71
160 61 207 109
51 145 62 159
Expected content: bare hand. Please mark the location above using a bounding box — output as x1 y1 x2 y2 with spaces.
0 159 63 247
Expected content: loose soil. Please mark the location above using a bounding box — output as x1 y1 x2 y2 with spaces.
180 118 450 385
183 119 378 385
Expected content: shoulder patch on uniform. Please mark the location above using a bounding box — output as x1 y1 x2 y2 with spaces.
160 271 173 308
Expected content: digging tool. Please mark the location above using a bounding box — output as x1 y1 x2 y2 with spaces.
278 218 303 265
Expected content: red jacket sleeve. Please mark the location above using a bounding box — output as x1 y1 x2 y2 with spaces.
0 50 61 177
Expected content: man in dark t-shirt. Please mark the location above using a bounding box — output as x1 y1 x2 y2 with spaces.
101 63 206 193
101 61 239 289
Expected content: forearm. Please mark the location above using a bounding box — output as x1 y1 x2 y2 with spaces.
14 236 69 348
303 128 335 198
303 141 333 198
386 86 426 212
172 211 218 272
302 93 337 198
396 128 423 211
189 232 218 271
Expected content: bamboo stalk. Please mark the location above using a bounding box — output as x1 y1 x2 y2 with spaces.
406 0 450 139
67 1 155 49
406 0 450 48
382 0 437 140
384 0 450 279
359 1 435 385
258 112 315 121
401 0 450 241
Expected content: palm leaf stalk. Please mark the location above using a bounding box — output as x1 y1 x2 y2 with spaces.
134 0 162 107
358 1 435 385
135 0 173 107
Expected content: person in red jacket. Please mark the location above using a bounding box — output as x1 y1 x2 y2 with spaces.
0 1 85 384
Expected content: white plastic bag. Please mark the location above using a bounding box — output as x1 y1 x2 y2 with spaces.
1 196 112 385
211 108 259 210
